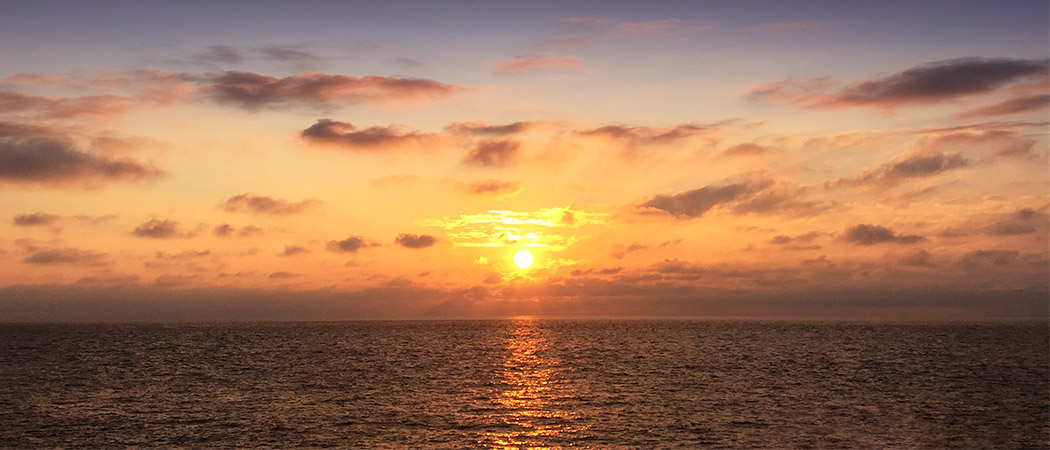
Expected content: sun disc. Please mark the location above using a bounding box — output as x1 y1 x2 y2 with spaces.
513 250 534 269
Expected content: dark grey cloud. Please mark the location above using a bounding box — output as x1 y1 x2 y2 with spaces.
133 219 185 239
463 139 520 167
0 137 163 187
638 181 758 218
464 179 522 196
223 194 318 215
829 152 969 188
843 224 925 245
746 58 1049 110
13 212 60 226
198 71 460 110
268 271 299 279
24 248 107 266
444 121 539 136
394 234 438 249
835 58 1048 106
326 236 376 253
300 119 428 151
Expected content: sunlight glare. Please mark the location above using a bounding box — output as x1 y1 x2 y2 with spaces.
513 250 534 269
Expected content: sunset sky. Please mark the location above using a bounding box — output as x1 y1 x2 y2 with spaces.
1 1 1047 320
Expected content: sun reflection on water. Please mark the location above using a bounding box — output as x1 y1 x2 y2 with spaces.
480 319 585 450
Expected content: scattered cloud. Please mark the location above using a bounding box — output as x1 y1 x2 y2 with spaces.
916 128 1038 159
843 224 925 245
575 122 716 147
638 177 826 219
326 236 377 253
279 245 308 257
463 139 520 167
191 45 244 65
13 212 60 226
24 248 108 266
223 194 318 215
640 181 756 218
614 19 710 37
133 219 192 239
394 234 438 249
956 93 1050 119
828 151 969 188
557 17 611 26
721 143 772 157
198 71 461 110
300 119 432 151
462 179 523 197
612 243 647 259
900 250 935 267
214 223 265 237
489 55 587 74
268 271 299 279
983 208 1048 236
444 121 545 136
746 21 820 32
0 137 163 187
745 58 1049 111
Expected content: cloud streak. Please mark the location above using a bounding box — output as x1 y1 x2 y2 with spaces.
300 119 432 152
746 58 1049 111
223 194 318 215
198 71 461 110
489 56 587 74
843 224 925 245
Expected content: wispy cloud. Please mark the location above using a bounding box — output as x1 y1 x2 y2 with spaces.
745 58 1049 111
842 224 925 245
133 219 194 239
223 194 318 215
463 139 520 167
614 19 710 37
489 55 587 74
828 151 970 188
24 248 109 266
198 71 461 110
13 212 60 226
461 179 523 197
300 119 434 152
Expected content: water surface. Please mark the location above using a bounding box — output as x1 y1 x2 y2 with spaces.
1 320 1046 448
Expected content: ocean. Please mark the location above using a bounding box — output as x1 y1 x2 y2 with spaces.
1 319 1046 448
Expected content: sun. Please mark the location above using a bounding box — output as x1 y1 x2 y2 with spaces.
513 250 534 269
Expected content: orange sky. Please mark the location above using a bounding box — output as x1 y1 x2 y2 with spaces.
0 2 1047 320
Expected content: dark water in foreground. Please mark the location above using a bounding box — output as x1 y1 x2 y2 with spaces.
0 320 1047 449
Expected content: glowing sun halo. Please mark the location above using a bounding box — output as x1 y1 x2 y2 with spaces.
513 250 534 269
